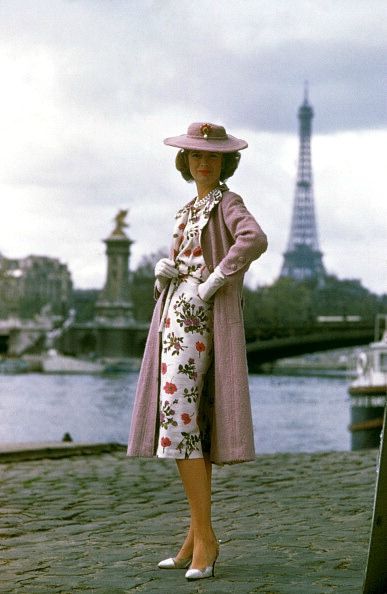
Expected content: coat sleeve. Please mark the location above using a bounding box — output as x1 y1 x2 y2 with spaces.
218 193 268 277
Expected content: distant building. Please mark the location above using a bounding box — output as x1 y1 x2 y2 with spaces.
280 88 326 282
0 253 72 318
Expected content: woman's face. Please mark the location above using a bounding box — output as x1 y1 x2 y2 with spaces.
188 150 223 192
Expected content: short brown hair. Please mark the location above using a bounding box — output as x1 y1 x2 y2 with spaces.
175 150 241 183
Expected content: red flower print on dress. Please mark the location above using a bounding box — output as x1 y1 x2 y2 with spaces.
181 413 192 425
178 223 186 231
193 246 202 257
160 436 171 450
165 317 170 328
183 248 192 257
195 341 206 356
163 382 177 395
161 362 167 375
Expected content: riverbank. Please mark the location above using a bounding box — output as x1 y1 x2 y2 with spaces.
268 347 360 378
0 444 376 593
0 354 142 374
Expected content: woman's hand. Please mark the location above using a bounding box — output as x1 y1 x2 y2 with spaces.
154 258 178 280
198 266 226 302
154 258 178 292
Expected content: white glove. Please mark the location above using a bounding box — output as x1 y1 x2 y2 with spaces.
154 258 178 279
198 266 226 302
154 258 178 292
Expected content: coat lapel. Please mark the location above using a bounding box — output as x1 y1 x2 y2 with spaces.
197 185 226 233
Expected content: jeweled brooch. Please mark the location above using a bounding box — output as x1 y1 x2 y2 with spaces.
200 123 212 139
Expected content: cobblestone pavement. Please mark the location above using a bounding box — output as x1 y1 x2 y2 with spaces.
0 448 378 593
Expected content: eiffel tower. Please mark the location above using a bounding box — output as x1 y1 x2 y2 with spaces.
280 87 325 281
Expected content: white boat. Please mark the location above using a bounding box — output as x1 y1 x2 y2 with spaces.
349 315 387 397
42 351 104 374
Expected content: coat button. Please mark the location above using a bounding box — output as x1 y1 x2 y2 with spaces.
232 263 237 270
238 256 245 262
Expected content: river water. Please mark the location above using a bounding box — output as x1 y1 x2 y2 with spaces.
0 373 351 453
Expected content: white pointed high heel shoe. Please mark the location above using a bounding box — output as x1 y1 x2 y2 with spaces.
185 558 217 580
157 556 192 569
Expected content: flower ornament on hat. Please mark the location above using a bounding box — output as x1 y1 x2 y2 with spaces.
200 123 212 139
164 122 248 153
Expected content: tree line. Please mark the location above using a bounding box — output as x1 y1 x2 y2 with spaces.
73 250 387 340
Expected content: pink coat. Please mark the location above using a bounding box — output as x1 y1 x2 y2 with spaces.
127 190 268 465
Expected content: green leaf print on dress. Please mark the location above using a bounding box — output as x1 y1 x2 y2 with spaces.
178 358 198 381
163 332 188 356
159 399 178 430
173 293 209 335
183 386 199 403
177 432 201 459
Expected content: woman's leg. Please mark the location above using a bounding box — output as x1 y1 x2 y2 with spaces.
176 458 218 569
175 457 214 560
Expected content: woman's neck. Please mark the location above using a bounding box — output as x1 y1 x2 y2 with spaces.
195 181 220 199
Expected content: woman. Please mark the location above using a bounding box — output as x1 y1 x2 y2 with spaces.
128 122 267 580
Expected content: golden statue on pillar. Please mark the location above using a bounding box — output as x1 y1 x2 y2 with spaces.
112 209 129 237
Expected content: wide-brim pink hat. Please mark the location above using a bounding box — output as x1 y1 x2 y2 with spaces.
164 122 248 153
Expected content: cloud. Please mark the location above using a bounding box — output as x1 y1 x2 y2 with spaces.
0 0 386 295
1 1 386 132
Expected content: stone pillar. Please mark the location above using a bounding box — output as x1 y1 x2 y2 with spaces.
95 210 134 323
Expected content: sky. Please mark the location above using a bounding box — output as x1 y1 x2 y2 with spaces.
0 0 386 295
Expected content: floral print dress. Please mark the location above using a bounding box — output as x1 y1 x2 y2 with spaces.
156 186 225 459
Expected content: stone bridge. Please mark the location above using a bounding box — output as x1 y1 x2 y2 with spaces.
246 323 374 371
